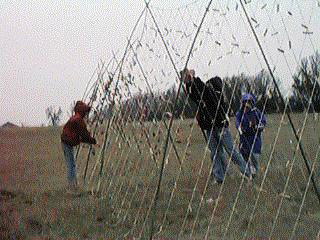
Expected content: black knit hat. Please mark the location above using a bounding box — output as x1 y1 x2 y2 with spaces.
206 76 223 92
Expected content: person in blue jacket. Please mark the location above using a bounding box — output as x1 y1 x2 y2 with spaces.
236 93 267 177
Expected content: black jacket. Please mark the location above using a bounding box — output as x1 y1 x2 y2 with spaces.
186 77 228 129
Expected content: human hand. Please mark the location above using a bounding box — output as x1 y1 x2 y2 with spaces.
180 68 195 83
256 123 265 131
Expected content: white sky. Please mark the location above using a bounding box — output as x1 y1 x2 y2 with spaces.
1 0 319 126
0 0 145 126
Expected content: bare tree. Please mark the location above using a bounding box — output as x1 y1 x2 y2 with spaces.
45 106 63 126
291 51 320 112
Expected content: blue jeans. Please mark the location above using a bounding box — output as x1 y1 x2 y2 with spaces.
241 151 260 174
62 143 77 184
207 127 250 182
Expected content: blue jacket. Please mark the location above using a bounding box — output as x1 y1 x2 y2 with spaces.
236 106 266 155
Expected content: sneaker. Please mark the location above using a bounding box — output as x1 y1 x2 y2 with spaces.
250 165 256 175
213 179 223 185
241 172 252 181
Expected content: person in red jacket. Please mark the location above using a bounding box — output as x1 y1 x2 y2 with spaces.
61 101 96 191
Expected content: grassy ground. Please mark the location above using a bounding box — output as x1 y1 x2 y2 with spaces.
1 113 320 239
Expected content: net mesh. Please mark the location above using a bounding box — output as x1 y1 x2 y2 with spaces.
78 0 320 239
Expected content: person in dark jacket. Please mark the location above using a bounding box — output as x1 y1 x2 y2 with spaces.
236 93 266 177
181 69 251 183
61 101 97 191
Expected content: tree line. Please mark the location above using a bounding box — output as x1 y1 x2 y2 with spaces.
116 51 320 122
46 51 320 125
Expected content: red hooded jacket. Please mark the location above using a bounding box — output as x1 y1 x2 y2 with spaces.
61 101 96 146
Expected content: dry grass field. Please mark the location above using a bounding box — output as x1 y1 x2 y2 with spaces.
1 113 320 239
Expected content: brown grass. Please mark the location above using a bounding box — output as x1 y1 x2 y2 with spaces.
0 113 320 239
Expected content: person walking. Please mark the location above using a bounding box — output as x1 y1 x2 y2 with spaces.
236 93 267 178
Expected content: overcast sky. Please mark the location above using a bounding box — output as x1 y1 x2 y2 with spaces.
0 0 146 126
1 0 319 126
